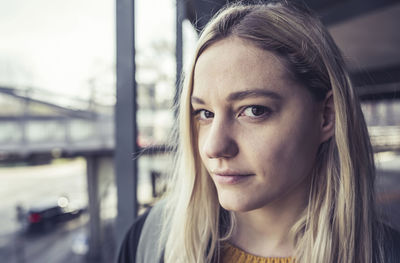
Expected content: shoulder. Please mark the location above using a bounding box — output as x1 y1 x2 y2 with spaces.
382 224 400 262
136 200 167 263
117 201 168 263
117 208 152 263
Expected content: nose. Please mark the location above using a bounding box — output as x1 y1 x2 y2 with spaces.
202 118 239 159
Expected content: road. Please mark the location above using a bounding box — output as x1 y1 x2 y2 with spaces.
0 216 88 263
0 159 89 263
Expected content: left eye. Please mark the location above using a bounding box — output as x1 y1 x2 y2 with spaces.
242 106 270 117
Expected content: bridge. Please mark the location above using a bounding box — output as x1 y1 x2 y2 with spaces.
0 86 114 162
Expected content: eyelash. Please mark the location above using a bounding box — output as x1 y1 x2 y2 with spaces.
192 105 272 121
240 105 272 118
192 109 214 120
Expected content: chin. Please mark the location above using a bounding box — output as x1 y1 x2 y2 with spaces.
218 193 261 213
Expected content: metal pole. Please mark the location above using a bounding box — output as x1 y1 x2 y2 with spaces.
86 155 101 261
174 0 184 116
115 0 138 254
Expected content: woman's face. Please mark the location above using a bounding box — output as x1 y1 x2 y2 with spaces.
192 37 325 212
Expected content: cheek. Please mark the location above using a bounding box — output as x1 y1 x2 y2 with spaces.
197 129 208 163
245 118 320 176
246 130 291 170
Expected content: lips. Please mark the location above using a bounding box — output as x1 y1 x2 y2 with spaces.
211 169 254 185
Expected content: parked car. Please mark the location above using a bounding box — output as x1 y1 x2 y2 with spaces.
26 196 85 232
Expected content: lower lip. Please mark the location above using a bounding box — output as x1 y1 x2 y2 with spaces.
213 174 253 185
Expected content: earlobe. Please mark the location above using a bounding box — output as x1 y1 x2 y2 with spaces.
320 91 335 143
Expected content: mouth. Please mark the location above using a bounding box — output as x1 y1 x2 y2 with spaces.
211 170 254 185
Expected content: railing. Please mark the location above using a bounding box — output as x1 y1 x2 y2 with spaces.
0 115 114 156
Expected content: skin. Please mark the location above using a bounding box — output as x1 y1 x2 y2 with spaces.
191 37 334 257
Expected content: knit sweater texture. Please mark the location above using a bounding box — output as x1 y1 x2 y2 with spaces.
221 243 292 263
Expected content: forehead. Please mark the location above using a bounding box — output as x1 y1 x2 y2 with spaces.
192 37 295 98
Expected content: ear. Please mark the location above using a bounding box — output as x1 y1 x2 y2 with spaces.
320 91 335 143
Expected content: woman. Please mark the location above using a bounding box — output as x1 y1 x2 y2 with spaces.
118 1 400 262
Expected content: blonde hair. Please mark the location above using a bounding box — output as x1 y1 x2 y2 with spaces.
162 1 383 262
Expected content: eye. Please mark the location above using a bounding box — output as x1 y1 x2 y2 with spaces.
193 109 214 120
241 105 271 118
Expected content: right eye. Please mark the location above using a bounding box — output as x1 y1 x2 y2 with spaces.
193 109 214 120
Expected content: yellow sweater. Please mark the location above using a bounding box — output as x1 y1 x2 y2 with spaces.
221 243 292 263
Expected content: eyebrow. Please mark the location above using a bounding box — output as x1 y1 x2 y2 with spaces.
191 89 282 105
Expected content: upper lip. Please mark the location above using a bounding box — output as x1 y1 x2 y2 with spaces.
211 169 253 177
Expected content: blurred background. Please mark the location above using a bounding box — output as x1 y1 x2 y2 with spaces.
0 0 399 262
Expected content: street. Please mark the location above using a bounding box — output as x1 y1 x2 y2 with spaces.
0 216 88 263
0 159 89 263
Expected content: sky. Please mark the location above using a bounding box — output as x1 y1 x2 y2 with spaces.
0 0 189 105
0 0 115 100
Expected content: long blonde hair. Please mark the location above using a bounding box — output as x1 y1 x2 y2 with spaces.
162 1 383 262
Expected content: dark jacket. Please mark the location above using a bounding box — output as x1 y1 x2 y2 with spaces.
117 209 152 263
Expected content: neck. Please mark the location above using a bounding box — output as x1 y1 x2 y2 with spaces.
229 179 309 258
